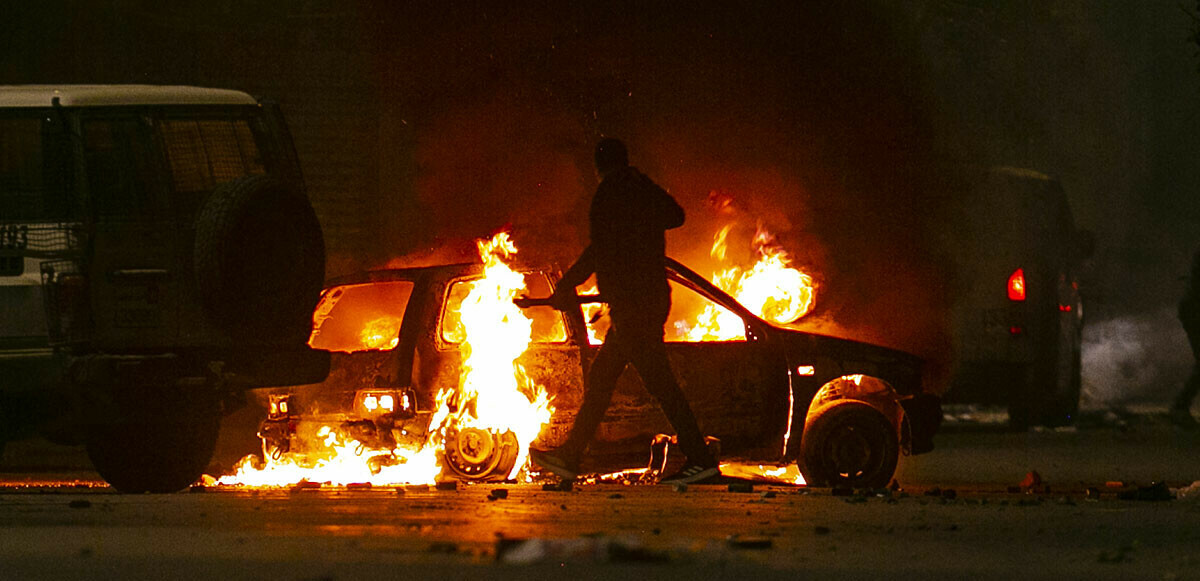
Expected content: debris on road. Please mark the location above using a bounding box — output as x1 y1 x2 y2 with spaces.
436 481 458 492
542 481 573 492
728 482 754 493
487 489 508 500
1020 471 1042 493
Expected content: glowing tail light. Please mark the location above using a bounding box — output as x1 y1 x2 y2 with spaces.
1007 268 1026 302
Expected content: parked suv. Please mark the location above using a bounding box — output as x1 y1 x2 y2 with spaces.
0 85 328 492
940 166 1092 427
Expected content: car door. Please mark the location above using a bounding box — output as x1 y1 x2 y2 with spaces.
79 111 179 348
578 278 791 460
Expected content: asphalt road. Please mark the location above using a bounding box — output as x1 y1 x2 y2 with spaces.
1 411 1199 580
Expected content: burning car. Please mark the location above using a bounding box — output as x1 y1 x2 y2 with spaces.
228 234 939 489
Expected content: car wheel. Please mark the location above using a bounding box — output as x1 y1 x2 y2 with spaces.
86 415 219 493
193 175 325 343
801 401 899 489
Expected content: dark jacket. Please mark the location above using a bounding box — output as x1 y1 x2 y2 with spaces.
561 166 684 311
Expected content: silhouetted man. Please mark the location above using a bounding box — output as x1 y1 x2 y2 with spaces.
1172 248 1200 428
530 138 719 484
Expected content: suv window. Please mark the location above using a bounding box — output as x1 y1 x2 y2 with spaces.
441 273 568 345
159 117 265 215
308 281 415 353
82 117 156 218
0 113 72 221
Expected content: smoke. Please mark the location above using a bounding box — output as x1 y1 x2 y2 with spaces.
363 2 954 387
1081 309 1192 408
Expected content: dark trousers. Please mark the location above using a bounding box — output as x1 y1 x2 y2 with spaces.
1176 323 1200 411
561 306 714 466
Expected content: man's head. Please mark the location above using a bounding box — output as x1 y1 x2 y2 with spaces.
594 138 629 176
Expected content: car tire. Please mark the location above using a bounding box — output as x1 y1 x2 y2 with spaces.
86 414 220 493
801 401 899 489
193 175 325 343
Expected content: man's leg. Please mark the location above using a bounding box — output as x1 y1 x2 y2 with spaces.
557 334 629 460
625 331 715 467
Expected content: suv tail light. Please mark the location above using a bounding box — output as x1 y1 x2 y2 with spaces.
1007 269 1026 302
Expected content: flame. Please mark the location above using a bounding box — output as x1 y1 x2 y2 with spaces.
215 232 552 487
677 223 816 342
359 316 401 350
583 222 817 344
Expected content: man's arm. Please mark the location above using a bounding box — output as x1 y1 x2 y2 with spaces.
553 245 596 306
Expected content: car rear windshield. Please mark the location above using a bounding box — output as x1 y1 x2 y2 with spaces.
308 281 415 353
0 112 72 221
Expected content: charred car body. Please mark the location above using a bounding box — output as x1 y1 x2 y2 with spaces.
0 86 328 492
262 257 940 488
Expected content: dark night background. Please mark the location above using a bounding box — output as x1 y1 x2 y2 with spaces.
4 1 1199 405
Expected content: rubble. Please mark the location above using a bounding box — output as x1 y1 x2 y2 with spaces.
488 489 508 500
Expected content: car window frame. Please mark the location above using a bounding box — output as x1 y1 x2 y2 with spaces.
435 270 571 351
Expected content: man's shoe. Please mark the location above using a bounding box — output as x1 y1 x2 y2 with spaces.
660 464 719 485
529 448 579 481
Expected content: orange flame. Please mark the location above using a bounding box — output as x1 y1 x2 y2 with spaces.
679 223 816 341
215 232 552 487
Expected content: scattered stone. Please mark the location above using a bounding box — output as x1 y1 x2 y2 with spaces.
68 500 91 509
726 534 773 549
1086 487 1102 500
814 526 831 535
435 481 458 492
560 504 568 510
671 483 688 493
728 482 754 493
488 489 508 500
542 481 573 492
608 493 624 499
760 490 777 499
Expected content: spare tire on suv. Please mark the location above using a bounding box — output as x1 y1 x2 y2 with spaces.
194 174 325 344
